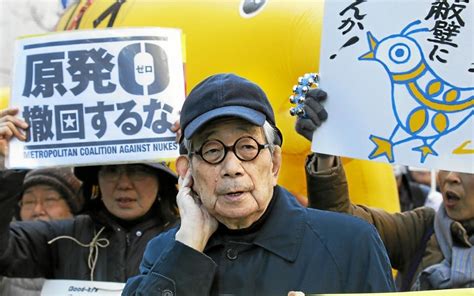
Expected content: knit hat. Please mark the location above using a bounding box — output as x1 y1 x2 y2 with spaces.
22 167 83 214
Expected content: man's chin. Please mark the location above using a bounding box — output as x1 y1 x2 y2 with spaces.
215 210 262 229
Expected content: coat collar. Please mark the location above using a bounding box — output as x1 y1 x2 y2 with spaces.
451 221 474 247
205 186 306 262
90 206 165 233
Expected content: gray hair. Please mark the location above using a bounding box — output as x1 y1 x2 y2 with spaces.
183 120 278 156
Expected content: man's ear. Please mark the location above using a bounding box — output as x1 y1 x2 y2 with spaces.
271 146 282 183
176 155 190 177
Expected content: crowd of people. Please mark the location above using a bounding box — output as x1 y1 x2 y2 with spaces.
0 73 472 295
0 109 180 294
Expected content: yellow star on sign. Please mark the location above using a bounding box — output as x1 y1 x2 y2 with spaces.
412 144 438 163
369 135 394 162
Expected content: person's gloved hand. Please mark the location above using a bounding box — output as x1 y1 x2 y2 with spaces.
294 88 328 142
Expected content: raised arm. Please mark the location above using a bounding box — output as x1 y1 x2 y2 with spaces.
295 91 435 271
0 107 28 157
0 108 58 277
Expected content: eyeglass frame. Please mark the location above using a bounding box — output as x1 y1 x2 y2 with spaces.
98 164 157 182
191 136 271 165
19 196 64 210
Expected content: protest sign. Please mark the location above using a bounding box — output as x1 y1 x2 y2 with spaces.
314 0 473 173
7 27 185 169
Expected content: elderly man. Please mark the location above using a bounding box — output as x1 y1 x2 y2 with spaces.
123 73 395 295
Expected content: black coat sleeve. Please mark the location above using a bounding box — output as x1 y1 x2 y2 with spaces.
123 229 217 295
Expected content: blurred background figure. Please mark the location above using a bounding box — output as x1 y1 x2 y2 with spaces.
17 167 83 221
394 165 429 212
0 166 83 296
409 166 433 188
393 165 442 212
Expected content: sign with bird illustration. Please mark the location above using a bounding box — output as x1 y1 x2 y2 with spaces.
314 0 473 173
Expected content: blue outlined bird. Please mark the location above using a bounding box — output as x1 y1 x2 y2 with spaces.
359 20 473 163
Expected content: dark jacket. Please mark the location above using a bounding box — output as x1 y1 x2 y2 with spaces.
305 156 474 290
398 173 430 212
0 163 178 282
123 186 395 295
0 169 27 216
0 205 172 282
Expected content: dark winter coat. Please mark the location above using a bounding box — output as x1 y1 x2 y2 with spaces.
0 163 178 282
0 204 174 282
123 186 395 295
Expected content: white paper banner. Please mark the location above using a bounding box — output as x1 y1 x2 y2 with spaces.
315 0 473 173
7 27 186 169
41 279 124 296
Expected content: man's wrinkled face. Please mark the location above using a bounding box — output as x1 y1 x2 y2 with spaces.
438 171 474 221
190 118 281 229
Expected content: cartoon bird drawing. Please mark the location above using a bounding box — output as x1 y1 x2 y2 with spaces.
359 20 473 163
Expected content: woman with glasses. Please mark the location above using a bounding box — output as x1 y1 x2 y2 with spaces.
1 167 82 296
0 107 179 285
18 167 82 221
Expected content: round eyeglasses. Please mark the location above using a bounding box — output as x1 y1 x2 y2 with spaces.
192 136 270 165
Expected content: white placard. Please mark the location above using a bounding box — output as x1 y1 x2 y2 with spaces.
41 279 124 296
7 27 185 169
315 0 473 173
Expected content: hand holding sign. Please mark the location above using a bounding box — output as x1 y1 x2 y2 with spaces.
0 107 28 156
8 28 185 169
293 88 329 142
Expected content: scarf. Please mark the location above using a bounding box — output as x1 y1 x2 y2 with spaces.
412 204 474 290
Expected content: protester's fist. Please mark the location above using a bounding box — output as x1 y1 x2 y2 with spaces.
0 108 29 156
294 88 328 142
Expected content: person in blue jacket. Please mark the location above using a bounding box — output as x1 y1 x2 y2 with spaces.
123 73 395 295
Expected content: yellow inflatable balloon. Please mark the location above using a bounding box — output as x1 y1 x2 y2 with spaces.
56 0 399 211
0 87 9 110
